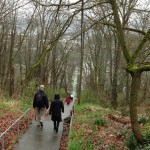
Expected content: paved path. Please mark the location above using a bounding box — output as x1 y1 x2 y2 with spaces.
14 102 73 150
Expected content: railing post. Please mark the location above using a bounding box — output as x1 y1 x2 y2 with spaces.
2 135 4 150
27 109 30 128
17 121 20 143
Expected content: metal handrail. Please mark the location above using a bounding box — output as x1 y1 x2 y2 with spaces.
0 108 31 150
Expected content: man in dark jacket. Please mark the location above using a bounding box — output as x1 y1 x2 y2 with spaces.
33 85 49 126
49 94 64 133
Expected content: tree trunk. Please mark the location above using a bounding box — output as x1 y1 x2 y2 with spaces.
77 0 84 104
51 49 57 91
130 71 143 143
125 72 130 105
141 73 148 101
9 18 16 97
111 79 118 108
111 41 121 109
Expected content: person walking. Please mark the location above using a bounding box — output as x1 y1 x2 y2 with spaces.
49 94 64 133
70 94 73 101
33 85 49 127
65 94 71 105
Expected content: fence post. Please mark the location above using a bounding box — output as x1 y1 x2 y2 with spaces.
2 135 4 150
27 109 30 128
17 121 20 143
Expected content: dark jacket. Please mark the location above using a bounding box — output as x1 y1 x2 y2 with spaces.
33 90 49 109
49 99 64 122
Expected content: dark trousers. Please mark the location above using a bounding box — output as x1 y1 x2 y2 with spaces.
54 121 60 129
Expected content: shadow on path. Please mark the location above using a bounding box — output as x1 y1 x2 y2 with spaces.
14 102 73 150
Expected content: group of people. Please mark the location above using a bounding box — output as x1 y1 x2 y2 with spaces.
33 85 66 133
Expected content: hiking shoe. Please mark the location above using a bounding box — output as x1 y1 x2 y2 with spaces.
40 122 43 126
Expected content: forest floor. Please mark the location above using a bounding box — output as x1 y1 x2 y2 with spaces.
59 108 132 150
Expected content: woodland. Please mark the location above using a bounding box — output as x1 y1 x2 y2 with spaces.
0 0 150 149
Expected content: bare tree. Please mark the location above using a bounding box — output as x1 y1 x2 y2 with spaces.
110 0 150 143
77 0 84 104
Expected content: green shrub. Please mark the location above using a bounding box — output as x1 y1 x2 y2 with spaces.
94 118 106 126
125 134 137 150
144 130 150 145
108 144 116 150
143 144 150 150
138 117 147 124
143 119 150 132
136 144 150 150
125 131 150 150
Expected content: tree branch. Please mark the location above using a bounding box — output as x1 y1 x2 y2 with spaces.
26 5 78 80
139 64 150 72
31 0 82 7
110 0 131 64
101 22 146 35
131 28 150 63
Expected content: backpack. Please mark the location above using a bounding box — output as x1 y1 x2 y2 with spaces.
36 92 44 108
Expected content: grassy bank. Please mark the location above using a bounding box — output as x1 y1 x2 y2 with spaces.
0 96 32 113
67 103 150 150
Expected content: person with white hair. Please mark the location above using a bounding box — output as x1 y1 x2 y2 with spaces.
33 85 49 126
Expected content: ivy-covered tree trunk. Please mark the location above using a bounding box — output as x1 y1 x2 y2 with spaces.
130 71 143 142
